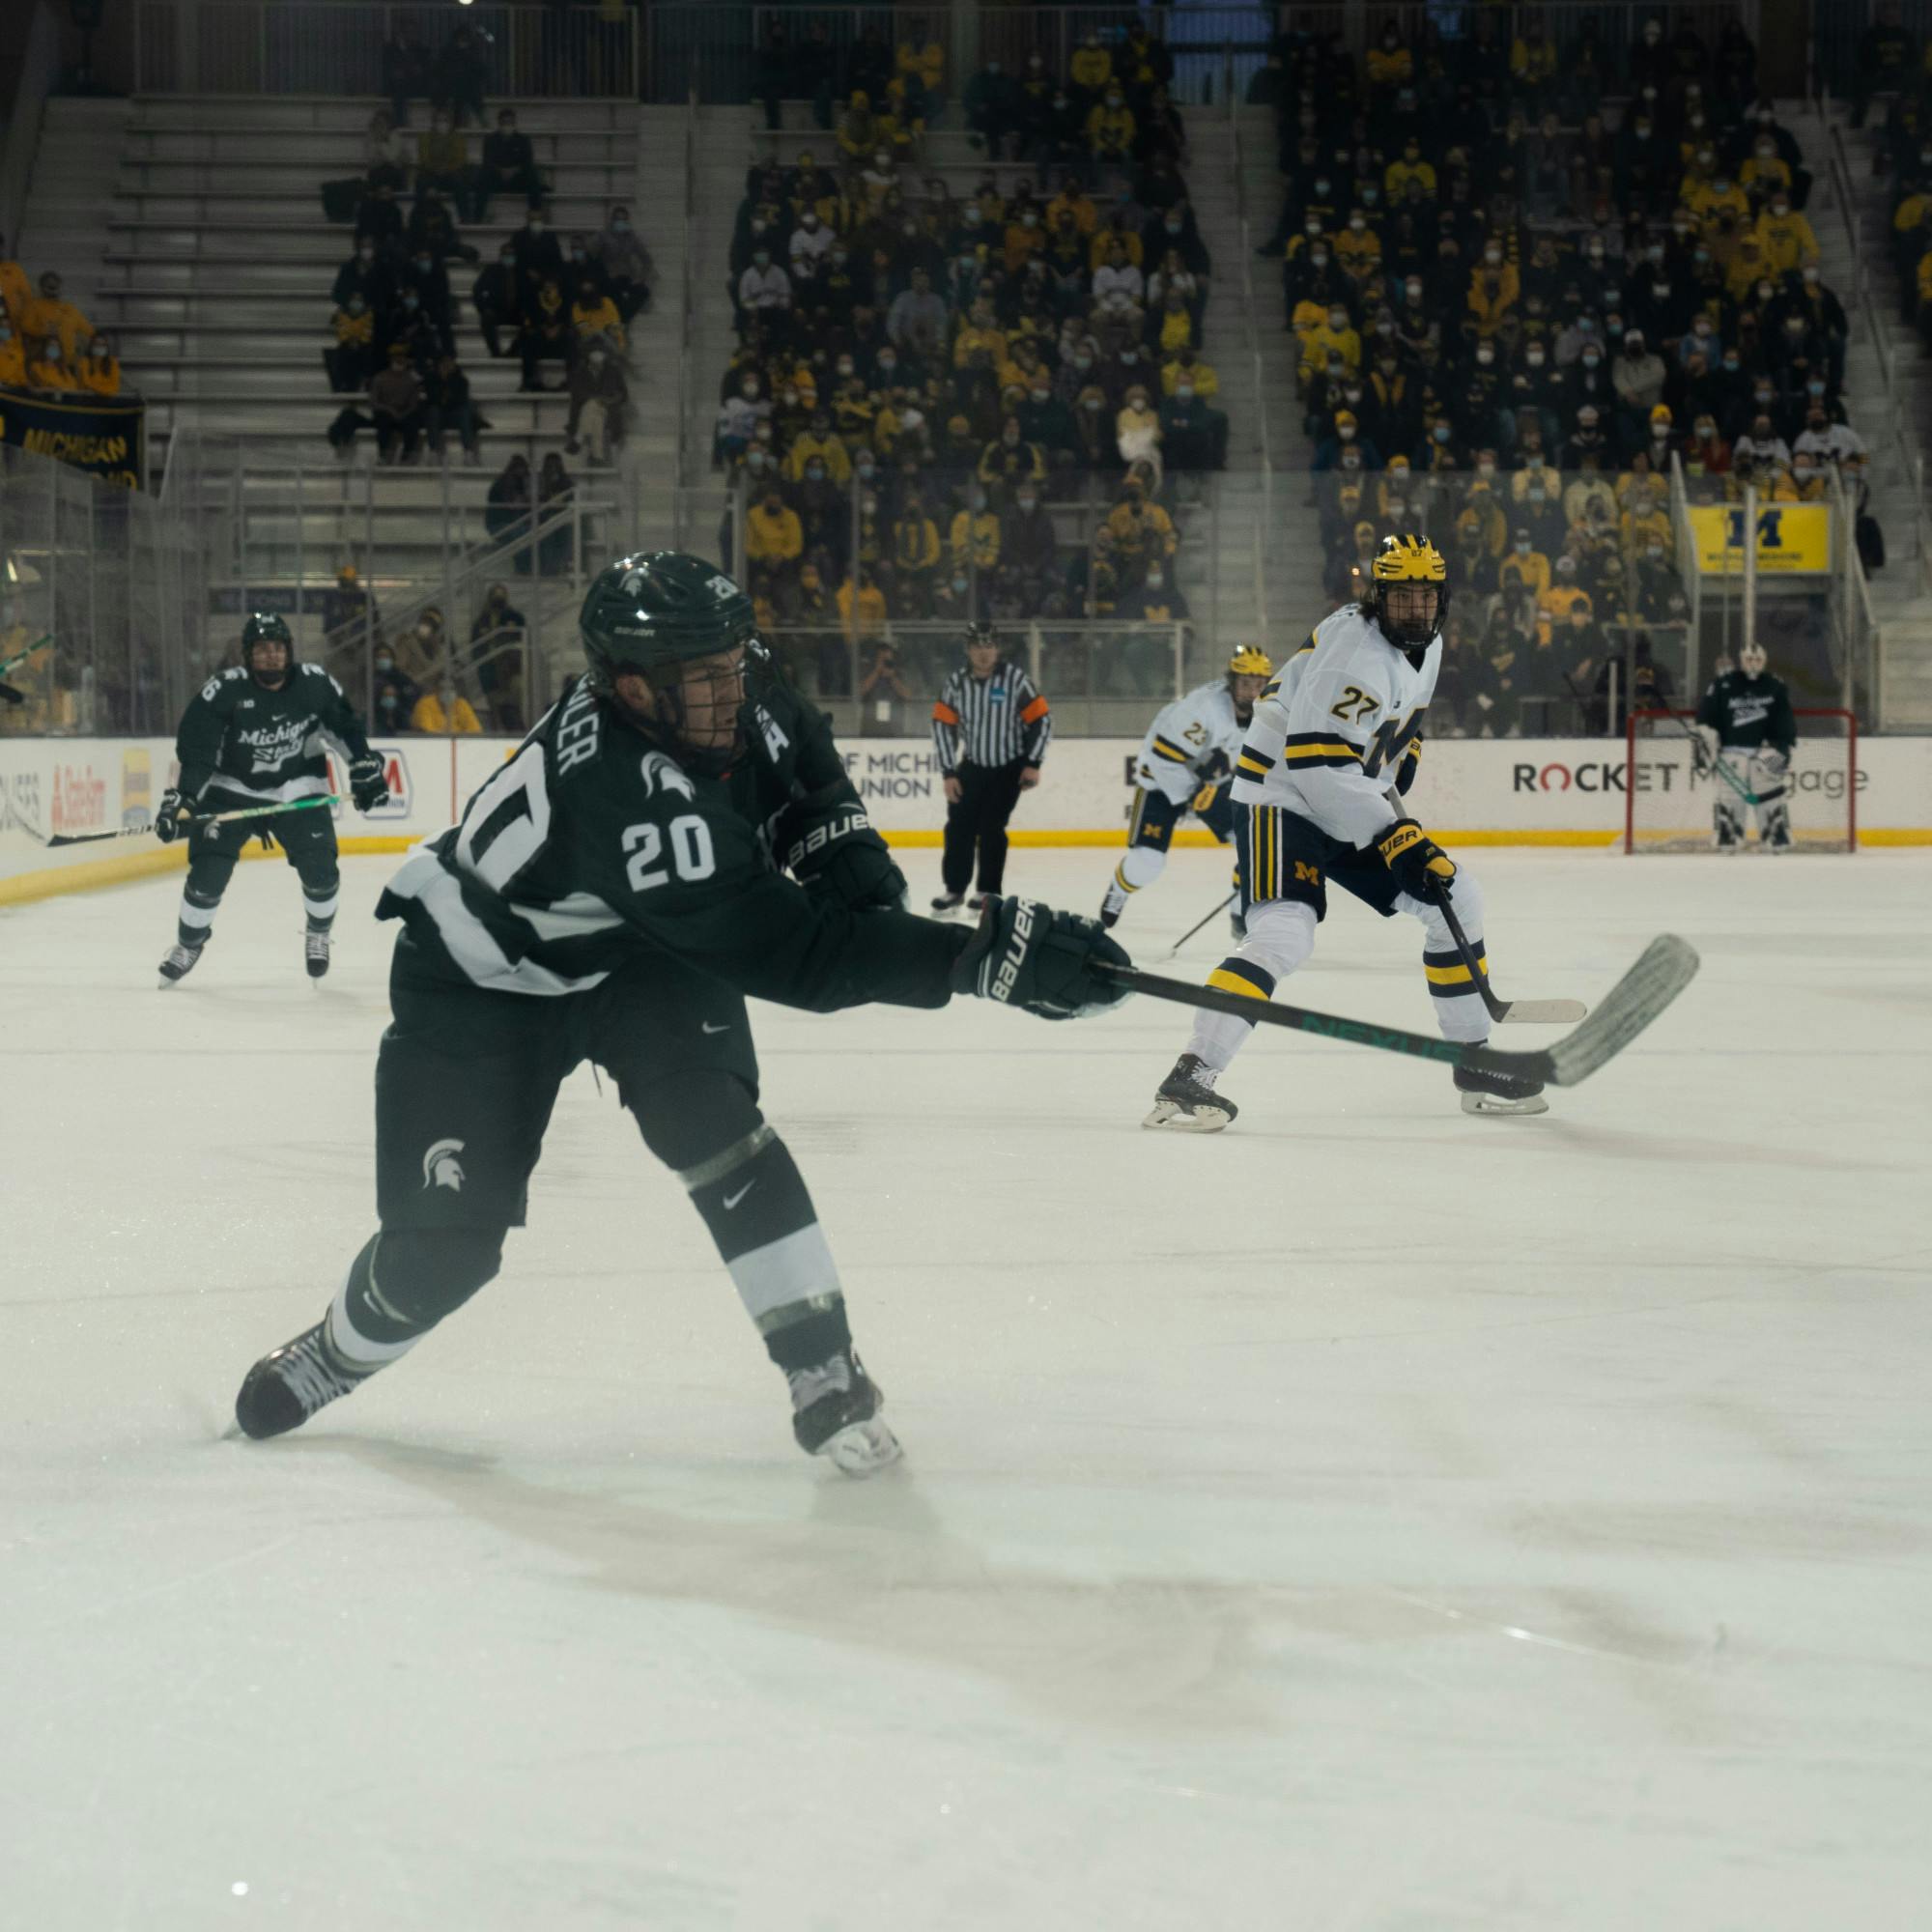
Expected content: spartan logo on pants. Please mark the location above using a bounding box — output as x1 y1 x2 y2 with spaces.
421 1138 467 1191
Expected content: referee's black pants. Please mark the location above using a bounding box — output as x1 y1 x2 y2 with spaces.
942 758 1026 896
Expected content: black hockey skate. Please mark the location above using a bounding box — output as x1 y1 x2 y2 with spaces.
1454 1063 1549 1118
305 929 331 980
930 891 965 915
157 939 205 986
1143 1053 1237 1132
234 1321 371 1439
787 1349 901 1475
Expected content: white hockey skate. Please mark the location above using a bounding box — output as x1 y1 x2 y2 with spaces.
1454 1064 1549 1117
789 1350 902 1475
1143 1053 1237 1132
157 939 205 987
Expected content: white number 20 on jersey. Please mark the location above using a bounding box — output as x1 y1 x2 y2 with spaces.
623 815 717 893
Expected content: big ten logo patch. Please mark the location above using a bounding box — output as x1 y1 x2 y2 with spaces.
121 747 153 832
327 745 412 817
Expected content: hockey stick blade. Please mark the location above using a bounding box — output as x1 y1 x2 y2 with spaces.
1096 932 1697 1090
1537 933 1700 1089
1429 882 1588 1025
1491 995 1588 1024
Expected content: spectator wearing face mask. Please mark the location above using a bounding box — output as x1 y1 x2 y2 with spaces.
1498 527 1552 600
1312 407 1379 472
74 331 121 397
1 313 32 387
516 277 570 392
964 56 1022 158
1611 327 1667 442
361 107 408 193
469 243 522 360
570 276 624 361
333 236 394 322
510 207 564 305
414 110 473 215
1158 366 1228 471
1754 194 1820 276
367 641 422 737
1297 301 1361 387
589 206 652 324
398 244 456 356
485 452 533 559
325 295 377 392
480 108 544 219
1086 86 1135 168
19 270 93 365
354 180 405 258
424 352 484 464
746 488 805 598
467 583 527 732
27 334 77 391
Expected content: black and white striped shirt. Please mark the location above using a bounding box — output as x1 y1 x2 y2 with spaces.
930 660 1053 772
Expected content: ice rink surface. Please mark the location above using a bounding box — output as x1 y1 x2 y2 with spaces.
4 846 1931 1931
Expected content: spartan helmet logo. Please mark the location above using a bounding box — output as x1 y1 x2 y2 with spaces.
421 1138 467 1192
639 750 696 801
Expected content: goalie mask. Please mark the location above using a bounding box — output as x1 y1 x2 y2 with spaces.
580 551 767 776
1739 639 1768 679
1365 532 1448 660
1225 644 1271 724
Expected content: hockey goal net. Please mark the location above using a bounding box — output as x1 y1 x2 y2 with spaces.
1625 707 1857 853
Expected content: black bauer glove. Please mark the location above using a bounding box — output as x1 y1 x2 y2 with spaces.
948 895 1132 1021
1375 816 1457 899
0 680 23 707
349 753 390 813
154 786 188 843
780 782 907 913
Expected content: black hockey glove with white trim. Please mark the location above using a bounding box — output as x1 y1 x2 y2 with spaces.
1376 816 1457 897
779 780 907 913
949 895 1132 1021
349 753 390 813
155 786 188 843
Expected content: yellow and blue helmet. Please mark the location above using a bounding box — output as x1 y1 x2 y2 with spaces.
1366 532 1448 649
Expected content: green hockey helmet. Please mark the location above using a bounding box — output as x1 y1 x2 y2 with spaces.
580 551 764 770
240 611 295 682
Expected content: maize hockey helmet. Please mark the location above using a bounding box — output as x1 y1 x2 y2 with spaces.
1365 532 1448 655
240 611 295 684
1225 644 1272 723
580 551 765 774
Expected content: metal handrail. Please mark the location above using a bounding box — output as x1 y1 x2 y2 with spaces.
674 61 698 543
1228 57 1273 643
1831 118 1932 589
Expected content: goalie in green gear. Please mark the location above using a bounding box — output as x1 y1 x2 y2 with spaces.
156 611 388 987
232 552 1129 1473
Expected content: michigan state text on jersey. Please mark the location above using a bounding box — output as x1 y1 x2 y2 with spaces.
229 553 1129 1474
154 613 390 984
1146 534 1548 1131
1098 646 1272 931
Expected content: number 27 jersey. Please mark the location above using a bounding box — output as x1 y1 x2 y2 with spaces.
1229 605 1435 849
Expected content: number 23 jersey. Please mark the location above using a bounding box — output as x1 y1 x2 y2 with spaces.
1230 605 1435 849
377 673 961 1011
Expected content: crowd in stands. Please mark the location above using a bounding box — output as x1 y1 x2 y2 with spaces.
0 239 124 399
320 64 653 476
318 563 532 736
719 20 1225 697
1254 10 1871 735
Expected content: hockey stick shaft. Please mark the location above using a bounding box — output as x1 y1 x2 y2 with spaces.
1167 889 1239 955
1669 713 1759 807
180 793 340 830
1098 933 1698 1091
0 634 53 679
1429 884 1587 1026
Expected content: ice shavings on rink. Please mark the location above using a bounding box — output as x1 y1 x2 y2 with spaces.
3 849 1931 1930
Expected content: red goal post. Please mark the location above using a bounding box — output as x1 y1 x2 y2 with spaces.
1624 708 1858 853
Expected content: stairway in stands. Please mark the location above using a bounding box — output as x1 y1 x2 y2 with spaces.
1819 96 1932 725
20 93 688 690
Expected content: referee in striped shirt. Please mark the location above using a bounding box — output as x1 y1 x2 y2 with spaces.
928 621 1053 913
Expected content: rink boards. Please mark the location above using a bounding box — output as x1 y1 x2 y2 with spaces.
5 731 1931 901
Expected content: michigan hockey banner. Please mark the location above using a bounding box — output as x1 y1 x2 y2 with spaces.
0 386 147 490
1687 503 1832 575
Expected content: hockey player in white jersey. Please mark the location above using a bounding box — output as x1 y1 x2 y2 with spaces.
1097 646 1271 931
1144 534 1547 1129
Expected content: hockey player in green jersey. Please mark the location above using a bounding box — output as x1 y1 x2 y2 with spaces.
1695 639 1798 850
233 553 1130 1474
156 613 391 983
